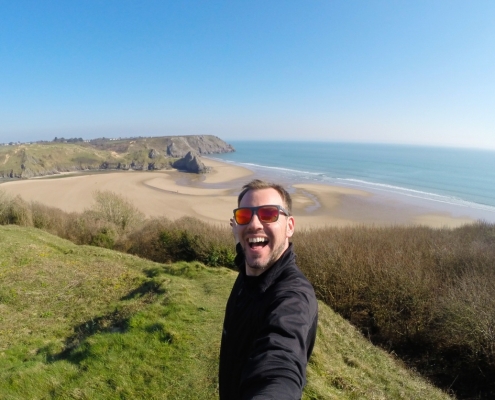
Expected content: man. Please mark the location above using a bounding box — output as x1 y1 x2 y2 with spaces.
219 179 318 399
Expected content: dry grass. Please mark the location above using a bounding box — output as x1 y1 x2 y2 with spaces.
294 223 495 399
305 301 449 399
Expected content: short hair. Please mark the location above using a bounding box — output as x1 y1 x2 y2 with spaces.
237 179 292 214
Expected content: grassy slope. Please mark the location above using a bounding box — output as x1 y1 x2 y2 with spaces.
0 141 173 177
0 226 450 399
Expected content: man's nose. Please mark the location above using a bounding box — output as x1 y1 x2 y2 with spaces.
247 211 263 228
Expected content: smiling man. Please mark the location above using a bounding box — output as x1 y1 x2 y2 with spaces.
219 179 318 399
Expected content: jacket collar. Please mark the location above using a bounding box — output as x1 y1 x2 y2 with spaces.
238 243 295 293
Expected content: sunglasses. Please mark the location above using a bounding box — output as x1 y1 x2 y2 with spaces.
233 205 290 225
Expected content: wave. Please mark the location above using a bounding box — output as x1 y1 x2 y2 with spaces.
334 178 495 213
209 156 495 215
240 162 323 176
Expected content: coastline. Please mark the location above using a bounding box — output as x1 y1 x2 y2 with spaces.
0 157 480 229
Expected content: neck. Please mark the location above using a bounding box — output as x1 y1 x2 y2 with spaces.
245 264 270 277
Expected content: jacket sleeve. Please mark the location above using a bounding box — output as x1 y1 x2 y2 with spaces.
239 285 318 400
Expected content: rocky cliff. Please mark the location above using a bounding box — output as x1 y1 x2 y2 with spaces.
172 151 210 173
165 135 234 157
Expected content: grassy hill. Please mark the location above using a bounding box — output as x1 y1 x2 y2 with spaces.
0 225 450 399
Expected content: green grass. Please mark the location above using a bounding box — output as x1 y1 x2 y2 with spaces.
0 135 230 178
0 225 450 399
0 143 111 177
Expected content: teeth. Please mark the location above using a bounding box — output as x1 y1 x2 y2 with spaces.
248 237 267 243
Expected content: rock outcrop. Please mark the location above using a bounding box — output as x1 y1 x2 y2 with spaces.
166 135 234 157
172 151 210 173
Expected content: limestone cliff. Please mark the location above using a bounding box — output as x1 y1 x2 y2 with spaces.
166 135 234 157
172 151 210 173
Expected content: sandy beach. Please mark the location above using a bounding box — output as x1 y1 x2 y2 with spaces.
0 158 476 229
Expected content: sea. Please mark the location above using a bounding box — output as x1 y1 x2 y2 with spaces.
210 141 495 223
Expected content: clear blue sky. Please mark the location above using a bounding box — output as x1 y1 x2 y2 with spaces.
2 1 494 149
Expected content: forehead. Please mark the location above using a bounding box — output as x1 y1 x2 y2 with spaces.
239 188 284 208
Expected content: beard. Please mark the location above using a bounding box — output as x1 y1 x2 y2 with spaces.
244 240 287 272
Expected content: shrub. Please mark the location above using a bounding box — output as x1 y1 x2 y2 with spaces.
89 190 145 233
0 190 12 223
0 192 32 226
76 211 122 248
126 216 235 268
434 268 495 369
31 201 67 235
293 222 495 398
90 227 117 249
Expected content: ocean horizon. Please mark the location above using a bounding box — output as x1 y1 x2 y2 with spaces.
211 141 495 223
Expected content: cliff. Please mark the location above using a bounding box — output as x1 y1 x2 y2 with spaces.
172 151 210 174
0 135 234 178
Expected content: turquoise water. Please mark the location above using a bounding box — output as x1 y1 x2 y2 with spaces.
211 141 495 222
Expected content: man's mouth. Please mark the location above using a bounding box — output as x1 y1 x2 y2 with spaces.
248 237 269 249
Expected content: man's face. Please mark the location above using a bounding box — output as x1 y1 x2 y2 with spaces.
235 188 295 276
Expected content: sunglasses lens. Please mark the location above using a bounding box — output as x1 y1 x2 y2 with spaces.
234 208 253 225
257 206 280 223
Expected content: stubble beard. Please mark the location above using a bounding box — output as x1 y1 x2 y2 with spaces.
245 240 287 271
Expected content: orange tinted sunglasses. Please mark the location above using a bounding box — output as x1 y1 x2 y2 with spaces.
233 205 290 225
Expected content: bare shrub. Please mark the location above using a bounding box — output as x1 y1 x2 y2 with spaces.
294 225 440 344
88 190 145 233
435 265 495 366
31 201 68 235
0 193 33 226
294 221 495 398
0 190 13 224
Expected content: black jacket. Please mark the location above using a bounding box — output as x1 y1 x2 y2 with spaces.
219 243 318 399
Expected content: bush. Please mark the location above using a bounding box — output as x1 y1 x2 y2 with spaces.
62 210 121 248
90 227 117 249
434 267 495 371
31 202 67 235
0 191 32 226
126 216 235 268
0 190 11 223
118 217 172 260
89 190 145 233
293 222 495 398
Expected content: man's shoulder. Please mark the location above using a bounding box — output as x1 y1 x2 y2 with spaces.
268 265 318 324
274 263 316 299
279 259 309 282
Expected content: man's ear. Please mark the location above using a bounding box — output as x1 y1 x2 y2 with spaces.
286 215 295 238
230 218 240 244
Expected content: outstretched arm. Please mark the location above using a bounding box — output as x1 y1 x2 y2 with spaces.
240 289 318 399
